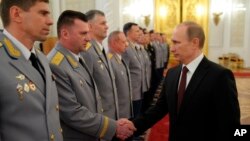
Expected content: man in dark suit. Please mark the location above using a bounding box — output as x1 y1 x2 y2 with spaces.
47 10 135 141
132 21 240 141
0 0 63 141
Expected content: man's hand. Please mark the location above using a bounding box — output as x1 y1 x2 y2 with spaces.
116 118 136 140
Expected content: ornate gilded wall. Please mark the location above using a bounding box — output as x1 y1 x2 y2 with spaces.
154 0 209 59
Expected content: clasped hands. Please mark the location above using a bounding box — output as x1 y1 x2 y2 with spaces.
116 118 136 140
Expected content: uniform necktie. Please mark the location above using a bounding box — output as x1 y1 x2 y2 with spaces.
79 57 85 67
177 66 189 112
30 53 45 81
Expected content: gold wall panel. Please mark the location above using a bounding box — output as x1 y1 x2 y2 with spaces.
154 0 209 63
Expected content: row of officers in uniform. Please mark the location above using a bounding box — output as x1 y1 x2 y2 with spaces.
0 0 169 141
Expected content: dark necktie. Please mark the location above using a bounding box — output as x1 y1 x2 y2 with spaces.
102 49 108 61
79 57 85 67
30 53 45 81
177 66 189 112
79 57 93 85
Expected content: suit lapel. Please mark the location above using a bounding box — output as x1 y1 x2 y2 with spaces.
169 65 182 116
2 37 45 94
179 57 209 114
91 40 109 69
56 45 93 87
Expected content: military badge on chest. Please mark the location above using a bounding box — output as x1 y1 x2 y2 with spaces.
97 60 104 70
16 74 36 101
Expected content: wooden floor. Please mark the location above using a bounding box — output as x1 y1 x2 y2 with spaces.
236 77 250 124
144 76 250 141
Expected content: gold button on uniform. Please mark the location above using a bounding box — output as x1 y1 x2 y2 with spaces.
101 108 104 112
60 128 63 133
50 134 55 141
56 105 59 111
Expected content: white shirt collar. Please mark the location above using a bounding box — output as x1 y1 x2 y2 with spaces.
185 53 204 74
115 53 122 60
69 51 81 61
3 29 35 60
96 41 104 52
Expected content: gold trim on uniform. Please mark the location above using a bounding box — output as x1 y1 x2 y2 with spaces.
4 38 21 58
0 42 3 47
107 53 113 60
66 55 78 68
85 42 91 50
99 116 109 138
50 52 64 66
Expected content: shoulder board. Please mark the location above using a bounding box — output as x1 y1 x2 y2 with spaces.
66 55 78 68
50 52 64 66
3 37 21 58
85 42 92 51
107 53 113 60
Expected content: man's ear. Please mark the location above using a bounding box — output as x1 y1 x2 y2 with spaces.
9 6 23 23
192 37 200 48
61 28 69 39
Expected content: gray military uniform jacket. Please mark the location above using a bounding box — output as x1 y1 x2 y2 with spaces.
47 43 116 141
122 42 143 101
81 40 119 120
108 53 133 119
0 33 63 141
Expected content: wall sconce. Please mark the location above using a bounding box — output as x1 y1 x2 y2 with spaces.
213 12 223 26
143 15 150 27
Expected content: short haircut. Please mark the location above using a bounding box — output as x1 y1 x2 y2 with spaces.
57 10 88 38
179 21 205 48
108 30 122 45
85 9 105 21
123 22 138 36
0 0 49 27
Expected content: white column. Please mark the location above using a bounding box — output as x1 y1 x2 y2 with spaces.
49 0 61 36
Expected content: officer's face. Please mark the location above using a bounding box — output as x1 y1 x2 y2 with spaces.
115 33 128 54
20 1 53 42
89 15 108 41
67 19 90 53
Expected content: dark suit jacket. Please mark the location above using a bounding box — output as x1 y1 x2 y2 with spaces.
133 57 240 141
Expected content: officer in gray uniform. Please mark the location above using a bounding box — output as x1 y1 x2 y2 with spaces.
47 10 134 141
122 22 144 118
81 10 119 120
0 0 63 141
107 31 133 119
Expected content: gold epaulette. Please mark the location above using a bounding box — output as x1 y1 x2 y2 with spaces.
85 42 92 51
50 52 64 66
66 55 78 68
3 37 21 58
107 53 113 60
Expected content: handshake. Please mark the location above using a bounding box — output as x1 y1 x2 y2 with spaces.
116 118 137 140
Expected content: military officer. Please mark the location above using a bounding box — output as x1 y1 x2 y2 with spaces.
47 10 135 141
0 0 63 141
107 31 133 119
80 10 119 121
